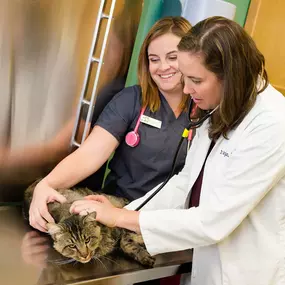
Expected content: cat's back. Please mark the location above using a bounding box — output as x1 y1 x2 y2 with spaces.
24 182 93 221
57 187 94 203
24 182 93 204
24 181 128 223
47 188 95 222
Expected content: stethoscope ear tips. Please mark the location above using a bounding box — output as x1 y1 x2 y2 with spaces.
125 131 140 147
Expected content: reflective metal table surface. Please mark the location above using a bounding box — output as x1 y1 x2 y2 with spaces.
0 206 192 285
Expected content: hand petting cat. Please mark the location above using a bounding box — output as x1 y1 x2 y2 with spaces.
70 195 141 233
29 179 67 232
70 195 121 227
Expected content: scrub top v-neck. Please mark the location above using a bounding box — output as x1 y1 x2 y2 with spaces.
95 85 189 201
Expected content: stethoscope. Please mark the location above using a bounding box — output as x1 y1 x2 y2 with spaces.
131 98 219 211
125 106 147 147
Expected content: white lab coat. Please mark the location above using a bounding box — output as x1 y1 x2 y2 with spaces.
126 84 285 285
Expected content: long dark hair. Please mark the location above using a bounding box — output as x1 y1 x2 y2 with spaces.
178 16 268 139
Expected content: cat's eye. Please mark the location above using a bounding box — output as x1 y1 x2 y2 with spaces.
68 244 76 249
85 237 91 243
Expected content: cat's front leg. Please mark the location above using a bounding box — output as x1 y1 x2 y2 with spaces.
120 230 155 267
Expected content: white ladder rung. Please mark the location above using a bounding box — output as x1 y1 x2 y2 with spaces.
92 57 100 63
71 0 117 148
82 99 90 105
72 141 81 148
101 14 109 19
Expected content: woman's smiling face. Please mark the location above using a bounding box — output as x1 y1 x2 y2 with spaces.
148 33 183 96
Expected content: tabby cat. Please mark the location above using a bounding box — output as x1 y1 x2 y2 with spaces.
23 180 155 267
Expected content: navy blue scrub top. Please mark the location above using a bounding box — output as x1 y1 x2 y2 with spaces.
95 85 189 201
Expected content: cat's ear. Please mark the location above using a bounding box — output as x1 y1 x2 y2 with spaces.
83 212 97 223
46 223 62 235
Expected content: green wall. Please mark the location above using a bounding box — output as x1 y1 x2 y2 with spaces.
126 0 182 86
126 0 251 86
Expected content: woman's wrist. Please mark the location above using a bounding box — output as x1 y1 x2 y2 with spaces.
40 176 56 190
115 208 141 233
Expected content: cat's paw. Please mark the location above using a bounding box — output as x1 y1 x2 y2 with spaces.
140 254 155 268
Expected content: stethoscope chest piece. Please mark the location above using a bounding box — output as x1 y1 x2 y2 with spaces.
125 131 140 147
125 106 146 147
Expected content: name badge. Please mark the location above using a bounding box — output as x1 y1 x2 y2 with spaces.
141 115 162 129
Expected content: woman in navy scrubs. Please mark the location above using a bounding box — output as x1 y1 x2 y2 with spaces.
29 16 192 232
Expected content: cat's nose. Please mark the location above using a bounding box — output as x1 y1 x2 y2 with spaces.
79 252 91 262
82 253 89 259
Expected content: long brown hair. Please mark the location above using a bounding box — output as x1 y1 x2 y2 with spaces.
178 16 268 139
138 16 191 112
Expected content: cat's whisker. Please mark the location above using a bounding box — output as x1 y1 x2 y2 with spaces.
72 260 79 267
94 257 108 272
47 258 66 263
51 258 75 265
101 255 120 266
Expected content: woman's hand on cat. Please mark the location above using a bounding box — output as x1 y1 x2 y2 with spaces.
70 195 120 227
70 195 141 233
29 179 67 232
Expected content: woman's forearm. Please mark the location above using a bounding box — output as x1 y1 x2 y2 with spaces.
116 209 141 233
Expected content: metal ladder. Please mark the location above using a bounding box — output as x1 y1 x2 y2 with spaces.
70 0 117 148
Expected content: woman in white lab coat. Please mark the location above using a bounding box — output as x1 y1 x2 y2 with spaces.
70 17 285 285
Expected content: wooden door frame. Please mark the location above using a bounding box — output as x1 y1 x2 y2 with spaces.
244 0 262 35
244 0 285 95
